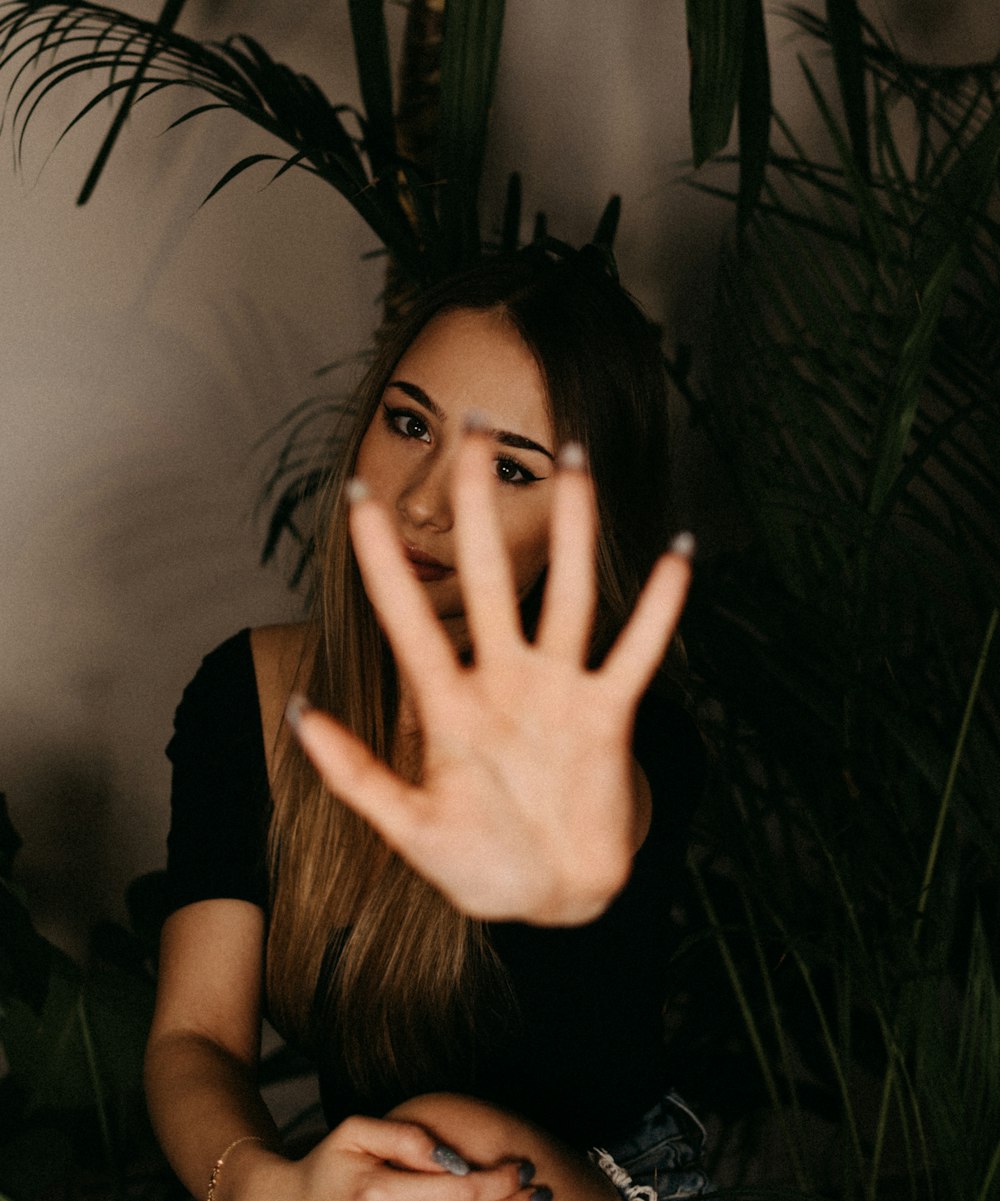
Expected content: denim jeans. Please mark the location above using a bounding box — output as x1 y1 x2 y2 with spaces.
589 1090 711 1200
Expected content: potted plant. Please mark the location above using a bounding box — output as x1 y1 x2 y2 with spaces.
665 8 1000 1196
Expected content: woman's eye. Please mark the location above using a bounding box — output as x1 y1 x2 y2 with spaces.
385 407 431 443
495 456 538 486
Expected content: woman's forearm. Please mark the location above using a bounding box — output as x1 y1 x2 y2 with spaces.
144 1029 294 1201
146 1036 551 1201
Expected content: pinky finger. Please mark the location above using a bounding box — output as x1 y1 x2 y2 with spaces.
599 536 694 697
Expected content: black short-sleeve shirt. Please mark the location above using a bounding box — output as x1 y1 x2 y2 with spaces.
165 629 704 1145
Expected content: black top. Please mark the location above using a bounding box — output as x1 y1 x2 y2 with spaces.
165 629 704 1145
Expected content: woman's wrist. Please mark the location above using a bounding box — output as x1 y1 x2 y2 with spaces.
207 1136 265 1201
208 1138 292 1201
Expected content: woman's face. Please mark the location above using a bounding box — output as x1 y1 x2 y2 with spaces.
354 307 556 643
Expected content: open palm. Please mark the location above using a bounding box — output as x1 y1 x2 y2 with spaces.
291 431 691 925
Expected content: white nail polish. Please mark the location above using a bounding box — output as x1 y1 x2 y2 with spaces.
670 531 696 559
558 441 586 471
462 409 490 434
345 477 369 504
285 693 312 733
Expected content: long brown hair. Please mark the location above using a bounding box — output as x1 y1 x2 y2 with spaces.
265 248 674 1100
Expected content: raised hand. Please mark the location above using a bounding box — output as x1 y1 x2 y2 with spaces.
288 427 692 926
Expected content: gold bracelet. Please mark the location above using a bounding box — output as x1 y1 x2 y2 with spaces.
206 1135 265 1201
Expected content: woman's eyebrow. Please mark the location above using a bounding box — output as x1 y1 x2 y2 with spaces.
389 379 445 421
387 379 555 460
495 430 555 460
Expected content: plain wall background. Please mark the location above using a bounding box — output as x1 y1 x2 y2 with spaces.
1 0 995 957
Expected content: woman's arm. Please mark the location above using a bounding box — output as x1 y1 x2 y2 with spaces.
144 899 286 1201
146 901 540 1201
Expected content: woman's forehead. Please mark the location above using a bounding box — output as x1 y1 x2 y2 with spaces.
390 308 554 440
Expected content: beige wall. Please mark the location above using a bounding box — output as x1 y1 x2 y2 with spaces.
1 0 994 955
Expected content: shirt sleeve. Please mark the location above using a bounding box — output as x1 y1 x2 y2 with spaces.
164 629 271 913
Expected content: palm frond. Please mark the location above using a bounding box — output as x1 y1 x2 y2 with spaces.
681 11 1000 1194
0 1 431 275
77 0 188 202
434 0 505 270
686 0 748 166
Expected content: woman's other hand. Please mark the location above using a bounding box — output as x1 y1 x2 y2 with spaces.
229 1115 542 1201
288 430 692 925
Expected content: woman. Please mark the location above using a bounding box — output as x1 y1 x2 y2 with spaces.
146 249 708 1201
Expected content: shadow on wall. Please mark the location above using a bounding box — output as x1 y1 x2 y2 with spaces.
1 300 309 957
13 756 122 949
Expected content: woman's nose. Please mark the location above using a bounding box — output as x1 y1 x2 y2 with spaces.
397 455 453 530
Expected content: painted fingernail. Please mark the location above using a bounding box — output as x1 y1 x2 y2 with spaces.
431 1144 471 1176
346 477 369 504
558 441 586 471
462 408 490 434
530 1188 553 1201
285 693 312 734
670 531 696 559
518 1161 536 1187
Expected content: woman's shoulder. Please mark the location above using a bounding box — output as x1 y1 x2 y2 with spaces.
250 620 310 651
249 622 311 685
170 625 311 751
249 622 314 778
170 628 255 732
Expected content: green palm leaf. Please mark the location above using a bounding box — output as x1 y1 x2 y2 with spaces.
0 2 430 275
680 11 1000 1192
77 0 188 203
435 0 505 270
0 0 518 286
686 0 771 222
686 0 747 165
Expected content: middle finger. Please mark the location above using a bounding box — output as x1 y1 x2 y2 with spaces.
452 417 522 658
535 443 597 664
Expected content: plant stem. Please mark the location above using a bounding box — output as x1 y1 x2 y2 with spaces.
789 949 868 1192
76 993 123 1201
689 856 812 1194
978 1135 1000 1201
741 885 802 1121
912 606 998 943
871 607 998 1184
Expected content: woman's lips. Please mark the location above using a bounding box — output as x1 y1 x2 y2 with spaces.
404 544 454 583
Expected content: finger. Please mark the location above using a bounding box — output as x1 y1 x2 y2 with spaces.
599 534 694 697
371 1163 540 1201
287 700 424 849
535 443 597 663
329 1115 466 1174
331 1117 539 1201
348 480 459 687
452 417 522 656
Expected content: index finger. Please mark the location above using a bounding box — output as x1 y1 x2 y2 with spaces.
332 1115 465 1174
371 1162 536 1201
334 1117 534 1201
